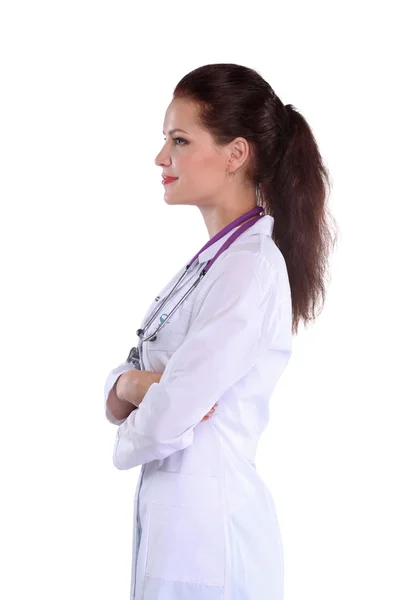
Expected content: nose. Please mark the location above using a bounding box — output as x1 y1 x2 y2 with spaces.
154 142 171 167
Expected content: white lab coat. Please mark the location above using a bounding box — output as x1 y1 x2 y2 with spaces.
104 215 292 600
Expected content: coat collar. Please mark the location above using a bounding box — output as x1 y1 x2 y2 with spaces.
197 214 274 264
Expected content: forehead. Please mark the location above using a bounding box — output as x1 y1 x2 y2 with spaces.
163 98 201 131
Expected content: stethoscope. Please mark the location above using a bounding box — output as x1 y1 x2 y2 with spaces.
126 206 264 363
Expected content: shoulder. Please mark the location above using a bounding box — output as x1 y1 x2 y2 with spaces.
219 232 290 300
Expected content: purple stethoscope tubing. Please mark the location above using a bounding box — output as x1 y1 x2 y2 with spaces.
136 205 264 342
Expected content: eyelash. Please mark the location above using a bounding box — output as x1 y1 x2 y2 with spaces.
163 137 187 146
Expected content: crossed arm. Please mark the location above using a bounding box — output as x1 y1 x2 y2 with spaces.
106 369 217 423
106 370 163 421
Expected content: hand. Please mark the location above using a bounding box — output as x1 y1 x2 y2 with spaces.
117 370 163 408
201 402 218 421
116 371 140 407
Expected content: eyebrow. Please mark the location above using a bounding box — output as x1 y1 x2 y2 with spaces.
162 128 189 136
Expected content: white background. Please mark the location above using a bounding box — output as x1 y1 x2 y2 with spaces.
1 1 399 599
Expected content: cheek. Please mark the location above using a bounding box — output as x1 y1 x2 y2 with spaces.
185 151 224 180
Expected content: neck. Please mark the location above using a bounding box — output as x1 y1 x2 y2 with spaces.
199 202 259 239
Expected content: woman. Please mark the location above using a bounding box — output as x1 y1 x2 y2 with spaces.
104 63 336 600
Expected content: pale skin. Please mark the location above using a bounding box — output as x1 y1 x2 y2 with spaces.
155 97 260 239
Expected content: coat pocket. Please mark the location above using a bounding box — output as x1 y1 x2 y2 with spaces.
145 502 225 586
144 304 192 371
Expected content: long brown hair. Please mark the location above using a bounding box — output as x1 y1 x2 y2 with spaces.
173 63 337 335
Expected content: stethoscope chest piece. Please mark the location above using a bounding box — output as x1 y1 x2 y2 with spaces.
126 345 141 367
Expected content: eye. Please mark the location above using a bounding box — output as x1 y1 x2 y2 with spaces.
163 137 187 146
173 137 187 146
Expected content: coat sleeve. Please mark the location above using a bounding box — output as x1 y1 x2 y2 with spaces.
104 361 140 425
112 253 279 470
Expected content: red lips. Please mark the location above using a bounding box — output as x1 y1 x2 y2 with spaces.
162 175 178 182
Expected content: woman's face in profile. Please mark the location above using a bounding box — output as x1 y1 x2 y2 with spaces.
155 97 229 209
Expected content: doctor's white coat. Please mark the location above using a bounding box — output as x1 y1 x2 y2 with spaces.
104 215 292 600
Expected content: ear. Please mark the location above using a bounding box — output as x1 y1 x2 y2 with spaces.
226 137 250 174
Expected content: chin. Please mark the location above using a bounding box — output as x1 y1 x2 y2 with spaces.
163 191 185 206
163 195 179 205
